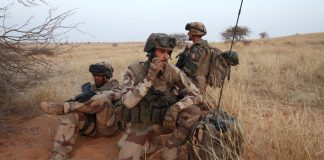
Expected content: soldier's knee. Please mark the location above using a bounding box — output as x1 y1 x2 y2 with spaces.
178 106 202 120
177 106 202 128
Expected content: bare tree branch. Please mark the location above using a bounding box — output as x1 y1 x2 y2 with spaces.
17 0 47 7
0 2 78 94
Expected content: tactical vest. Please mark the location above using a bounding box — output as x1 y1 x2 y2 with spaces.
124 61 179 125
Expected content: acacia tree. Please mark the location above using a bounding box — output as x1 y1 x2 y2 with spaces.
259 32 269 39
0 1 77 95
221 26 250 42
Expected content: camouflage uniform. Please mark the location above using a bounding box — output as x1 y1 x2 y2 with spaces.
118 33 204 160
176 22 213 94
41 62 122 159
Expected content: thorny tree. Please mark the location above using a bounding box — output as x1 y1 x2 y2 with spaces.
259 32 269 39
221 26 250 42
0 1 78 98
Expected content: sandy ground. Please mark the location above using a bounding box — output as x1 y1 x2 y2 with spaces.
0 114 257 160
0 115 121 160
0 115 189 160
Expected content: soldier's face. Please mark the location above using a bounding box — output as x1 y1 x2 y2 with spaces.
154 48 170 63
188 31 193 40
93 74 107 87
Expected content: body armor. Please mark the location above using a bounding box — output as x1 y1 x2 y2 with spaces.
124 61 179 125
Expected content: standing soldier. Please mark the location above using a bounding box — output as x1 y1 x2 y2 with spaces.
40 62 122 160
175 22 214 94
118 33 206 160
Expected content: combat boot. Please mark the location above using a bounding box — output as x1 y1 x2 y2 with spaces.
40 102 67 115
50 151 69 160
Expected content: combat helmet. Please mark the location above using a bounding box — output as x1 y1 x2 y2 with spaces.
185 22 207 36
143 33 177 53
89 62 114 78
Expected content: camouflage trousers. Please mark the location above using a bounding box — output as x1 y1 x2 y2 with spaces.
118 105 202 160
52 98 118 157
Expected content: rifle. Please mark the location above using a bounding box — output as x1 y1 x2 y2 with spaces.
66 82 97 135
66 82 96 103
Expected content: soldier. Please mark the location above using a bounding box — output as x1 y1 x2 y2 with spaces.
118 33 206 160
40 62 122 160
175 22 215 94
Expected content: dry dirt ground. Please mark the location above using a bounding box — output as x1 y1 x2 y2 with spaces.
0 115 192 160
0 114 258 160
0 115 121 160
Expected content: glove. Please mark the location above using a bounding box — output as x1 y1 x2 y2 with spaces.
146 57 164 81
163 105 180 131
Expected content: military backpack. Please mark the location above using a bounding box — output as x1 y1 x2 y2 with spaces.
206 47 239 88
188 109 244 160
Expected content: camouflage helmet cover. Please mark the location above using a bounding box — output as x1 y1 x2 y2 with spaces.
185 22 207 36
89 62 114 78
143 33 177 52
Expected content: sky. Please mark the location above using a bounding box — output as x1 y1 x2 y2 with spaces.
2 0 324 42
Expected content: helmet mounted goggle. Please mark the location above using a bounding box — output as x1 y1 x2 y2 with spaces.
156 36 177 49
185 23 206 33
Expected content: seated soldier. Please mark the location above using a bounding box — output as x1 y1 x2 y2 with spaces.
40 62 122 160
118 33 206 160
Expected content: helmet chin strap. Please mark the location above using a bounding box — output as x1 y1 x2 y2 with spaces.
147 50 155 61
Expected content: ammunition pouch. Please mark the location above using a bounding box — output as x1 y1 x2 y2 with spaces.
114 100 130 130
122 87 178 125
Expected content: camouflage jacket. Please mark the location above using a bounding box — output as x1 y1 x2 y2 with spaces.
121 61 203 124
175 39 212 93
90 79 122 102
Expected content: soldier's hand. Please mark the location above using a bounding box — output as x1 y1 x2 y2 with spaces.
146 57 165 81
163 105 180 130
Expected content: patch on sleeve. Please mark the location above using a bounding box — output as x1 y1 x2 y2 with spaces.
190 52 199 61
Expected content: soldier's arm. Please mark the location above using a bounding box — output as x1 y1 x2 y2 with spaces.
99 79 123 101
174 71 203 110
183 46 208 76
121 69 152 109
175 46 189 69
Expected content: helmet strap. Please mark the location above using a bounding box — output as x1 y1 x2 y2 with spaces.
147 49 155 61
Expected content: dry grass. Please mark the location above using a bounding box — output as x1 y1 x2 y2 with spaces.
3 33 324 159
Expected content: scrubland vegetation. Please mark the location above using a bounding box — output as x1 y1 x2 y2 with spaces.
1 33 324 160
